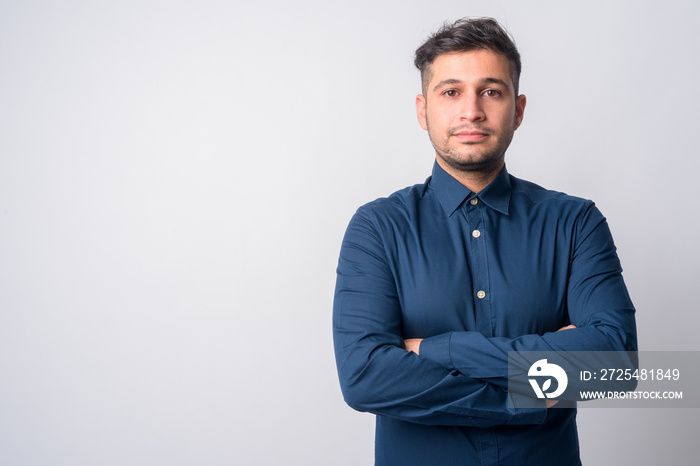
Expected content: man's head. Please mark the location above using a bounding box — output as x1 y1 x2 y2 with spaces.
415 17 521 97
414 18 526 190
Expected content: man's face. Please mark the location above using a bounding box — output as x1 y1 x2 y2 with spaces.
416 49 526 176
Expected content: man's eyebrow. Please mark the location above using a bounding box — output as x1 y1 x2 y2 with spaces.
432 79 462 92
482 77 510 88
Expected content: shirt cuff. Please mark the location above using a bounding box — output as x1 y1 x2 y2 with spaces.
419 333 454 370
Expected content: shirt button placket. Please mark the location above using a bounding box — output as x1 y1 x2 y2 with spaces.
466 196 492 336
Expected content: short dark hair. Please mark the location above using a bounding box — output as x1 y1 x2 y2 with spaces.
414 17 522 96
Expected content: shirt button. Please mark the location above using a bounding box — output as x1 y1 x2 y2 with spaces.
472 230 481 238
470 198 479 205
477 290 486 299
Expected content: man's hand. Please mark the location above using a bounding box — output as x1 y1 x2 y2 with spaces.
557 324 576 331
404 338 423 355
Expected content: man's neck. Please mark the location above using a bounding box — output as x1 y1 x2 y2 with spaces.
435 157 504 193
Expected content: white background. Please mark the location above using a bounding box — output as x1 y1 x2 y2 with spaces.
1 1 699 464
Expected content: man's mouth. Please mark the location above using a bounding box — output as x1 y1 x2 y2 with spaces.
452 130 489 142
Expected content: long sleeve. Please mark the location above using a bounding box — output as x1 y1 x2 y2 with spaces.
333 208 547 427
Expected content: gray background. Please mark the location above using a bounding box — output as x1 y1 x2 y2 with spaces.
1 0 698 464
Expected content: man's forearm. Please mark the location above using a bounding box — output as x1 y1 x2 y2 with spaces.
403 324 576 355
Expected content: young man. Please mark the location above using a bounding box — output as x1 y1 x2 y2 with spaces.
333 18 636 465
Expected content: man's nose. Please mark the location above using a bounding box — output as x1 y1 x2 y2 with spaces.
460 94 486 122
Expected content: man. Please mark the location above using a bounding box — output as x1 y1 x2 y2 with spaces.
333 17 636 465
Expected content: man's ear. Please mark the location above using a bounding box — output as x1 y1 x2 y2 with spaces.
514 94 526 130
416 94 428 131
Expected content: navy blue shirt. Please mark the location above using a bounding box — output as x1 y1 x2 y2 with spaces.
333 162 637 465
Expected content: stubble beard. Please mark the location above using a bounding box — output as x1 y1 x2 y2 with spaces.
427 120 515 175
428 127 513 174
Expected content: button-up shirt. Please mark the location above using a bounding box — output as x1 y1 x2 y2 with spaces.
333 162 637 465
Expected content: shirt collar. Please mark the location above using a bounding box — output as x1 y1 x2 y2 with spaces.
430 161 512 216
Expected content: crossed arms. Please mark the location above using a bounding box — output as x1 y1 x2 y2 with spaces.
333 203 637 427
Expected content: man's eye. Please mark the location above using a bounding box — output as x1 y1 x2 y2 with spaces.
444 90 458 97
483 89 501 97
